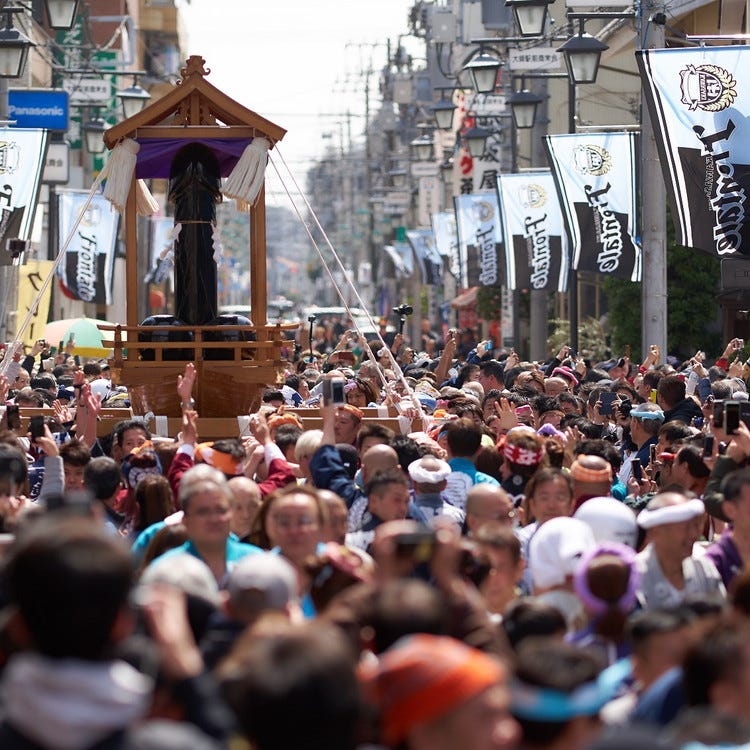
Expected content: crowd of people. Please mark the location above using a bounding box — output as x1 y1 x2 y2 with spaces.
0 323 750 748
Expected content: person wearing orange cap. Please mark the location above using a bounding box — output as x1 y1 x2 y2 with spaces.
334 403 363 446
361 634 519 750
165 364 295 504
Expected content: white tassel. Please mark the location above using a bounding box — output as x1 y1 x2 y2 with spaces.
212 223 224 263
103 138 139 213
223 137 269 207
136 180 159 216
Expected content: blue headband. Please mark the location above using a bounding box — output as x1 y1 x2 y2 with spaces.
630 409 664 421
510 658 632 722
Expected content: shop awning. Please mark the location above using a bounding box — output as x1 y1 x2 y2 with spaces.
451 287 478 309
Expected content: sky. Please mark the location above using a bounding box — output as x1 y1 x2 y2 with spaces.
181 0 419 188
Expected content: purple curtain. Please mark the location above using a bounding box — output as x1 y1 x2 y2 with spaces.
134 137 252 179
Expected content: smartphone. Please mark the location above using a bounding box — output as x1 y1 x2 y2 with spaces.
322 377 346 406
725 400 741 434
735 338 745 350
394 530 435 564
631 458 643 481
703 434 715 457
5 404 19 431
29 415 45 442
649 389 658 403
485 339 494 351
599 392 617 416
713 399 725 429
568 349 577 359
649 443 657 466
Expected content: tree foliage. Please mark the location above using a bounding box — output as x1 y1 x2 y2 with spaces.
603 217 720 360
547 317 609 362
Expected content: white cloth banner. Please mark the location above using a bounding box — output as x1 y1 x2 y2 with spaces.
0 128 47 250
406 229 442 285
431 210 460 280
454 193 505 288
57 190 118 305
497 171 568 293
638 46 750 257
544 131 641 281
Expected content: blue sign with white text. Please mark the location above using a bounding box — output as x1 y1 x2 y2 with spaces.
8 90 69 131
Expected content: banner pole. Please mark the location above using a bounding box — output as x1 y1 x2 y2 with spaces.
639 5 668 357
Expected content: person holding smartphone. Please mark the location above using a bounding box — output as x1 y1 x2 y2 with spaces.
623 404 666 483
655 375 704 426
714 337 747 373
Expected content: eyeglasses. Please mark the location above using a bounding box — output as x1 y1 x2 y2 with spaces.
270 515 318 530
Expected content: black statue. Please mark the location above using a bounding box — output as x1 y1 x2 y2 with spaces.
168 143 222 326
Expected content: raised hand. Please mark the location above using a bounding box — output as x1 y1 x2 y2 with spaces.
176 362 196 404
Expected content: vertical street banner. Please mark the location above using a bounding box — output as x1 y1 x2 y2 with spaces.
497 171 568 292
17 260 55 347
544 131 641 281
383 242 414 279
406 229 443 285
637 46 750 256
0 128 48 251
57 190 119 305
431 210 460 280
454 193 505 288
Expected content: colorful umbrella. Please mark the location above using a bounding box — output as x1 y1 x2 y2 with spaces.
43 317 117 358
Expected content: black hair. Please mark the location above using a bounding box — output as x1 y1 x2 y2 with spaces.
389 435 422 470
683 621 750 707
84 457 123 501
30 374 56 392
445 418 482 457
111 419 151 448
275 425 302 455
720 467 750 504
4 516 133 659
502 599 567 651
368 579 448 653
285 374 301 392
262 389 285 403
220 624 361 750
514 641 604 746
59 438 92 467
0 443 28 488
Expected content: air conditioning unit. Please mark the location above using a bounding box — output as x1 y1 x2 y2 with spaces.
721 258 750 291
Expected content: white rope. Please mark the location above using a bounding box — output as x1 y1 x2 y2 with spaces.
0 162 112 377
268 148 426 422
264 155 388 391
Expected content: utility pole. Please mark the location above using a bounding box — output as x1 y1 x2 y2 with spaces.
639 7 667 356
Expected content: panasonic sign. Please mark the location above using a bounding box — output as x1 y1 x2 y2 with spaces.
8 89 69 131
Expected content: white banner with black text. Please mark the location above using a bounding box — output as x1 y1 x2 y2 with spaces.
497 171 568 292
637 46 750 256
57 190 118 305
454 193 505 288
544 131 641 281
0 128 48 252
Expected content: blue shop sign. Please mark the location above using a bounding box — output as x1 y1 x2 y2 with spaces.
8 90 69 131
